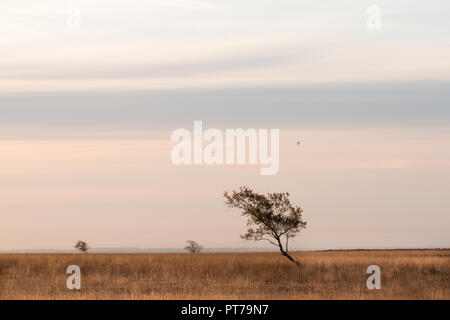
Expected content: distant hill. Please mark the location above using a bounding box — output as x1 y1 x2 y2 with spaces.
0 247 283 253
0 246 446 253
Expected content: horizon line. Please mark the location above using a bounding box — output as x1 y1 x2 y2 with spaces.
1 246 448 254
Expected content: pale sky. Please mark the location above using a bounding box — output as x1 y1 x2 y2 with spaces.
0 1 449 250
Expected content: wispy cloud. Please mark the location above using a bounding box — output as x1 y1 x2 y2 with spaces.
1 1 449 91
136 0 220 9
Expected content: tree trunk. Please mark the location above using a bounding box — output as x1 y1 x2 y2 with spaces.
281 250 301 267
277 239 301 267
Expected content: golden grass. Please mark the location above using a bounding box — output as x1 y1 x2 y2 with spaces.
0 249 448 299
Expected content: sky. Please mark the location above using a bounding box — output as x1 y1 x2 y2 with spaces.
0 0 449 251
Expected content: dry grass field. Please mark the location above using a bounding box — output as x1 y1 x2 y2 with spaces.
0 249 448 300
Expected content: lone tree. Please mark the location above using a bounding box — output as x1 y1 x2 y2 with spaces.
224 186 306 266
184 240 202 253
74 240 89 253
